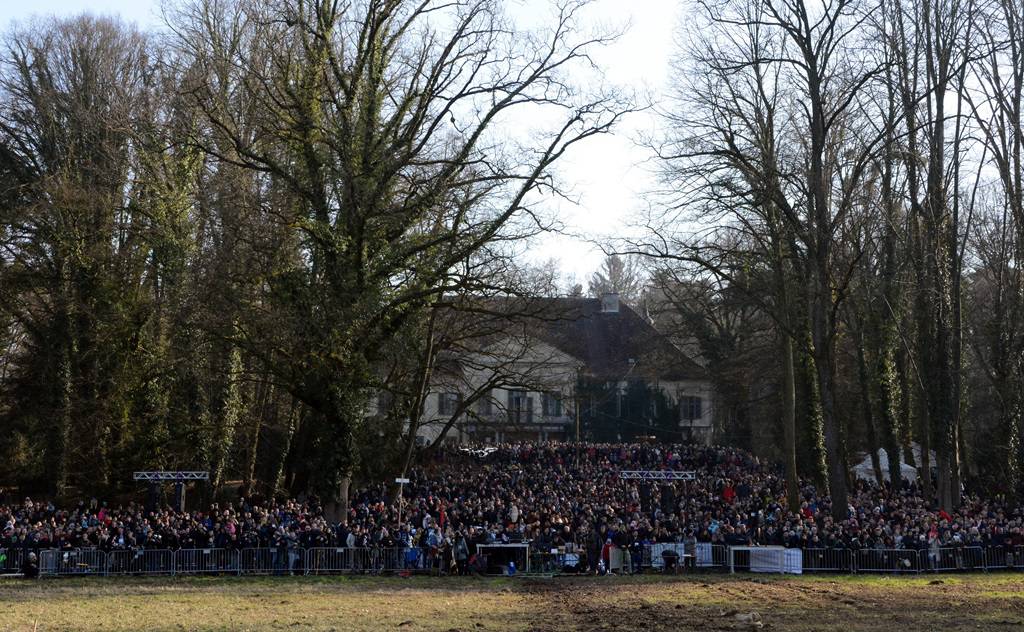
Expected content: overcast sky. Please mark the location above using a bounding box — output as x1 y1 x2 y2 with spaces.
0 0 680 285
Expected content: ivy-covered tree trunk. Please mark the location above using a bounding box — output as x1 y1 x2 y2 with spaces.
241 379 269 498
309 381 367 523
208 344 243 491
53 309 74 497
876 96 905 492
896 348 916 469
910 210 935 504
270 400 301 499
798 327 829 491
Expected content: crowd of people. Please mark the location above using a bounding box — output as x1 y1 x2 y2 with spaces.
3 442 1024 575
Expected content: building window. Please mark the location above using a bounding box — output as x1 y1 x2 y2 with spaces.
377 391 393 416
507 389 533 424
542 391 562 417
438 391 461 416
477 389 493 416
681 395 702 421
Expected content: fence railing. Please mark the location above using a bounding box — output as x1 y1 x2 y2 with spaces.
982 546 1021 571
48 548 107 576
855 548 925 573
305 547 420 575
645 542 729 571
802 545 1024 574
6 543 1024 578
174 548 240 575
802 548 855 573
530 551 584 574
0 547 24 574
239 547 303 575
107 549 175 575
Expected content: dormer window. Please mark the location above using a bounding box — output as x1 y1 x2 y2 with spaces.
600 292 620 313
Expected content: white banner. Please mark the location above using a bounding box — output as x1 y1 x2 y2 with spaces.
746 546 802 574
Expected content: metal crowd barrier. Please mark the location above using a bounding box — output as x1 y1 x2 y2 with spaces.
107 549 175 575
530 551 585 574
53 548 107 575
10 544 1024 578
926 546 987 572
240 547 304 575
801 546 1022 574
174 548 240 574
855 548 923 573
0 548 24 574
305 547 422 575
983 546 1020 570
651 543 729 570
802 548 854 573
708 543 729 569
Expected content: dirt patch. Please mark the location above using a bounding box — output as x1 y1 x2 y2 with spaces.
506 574 1024 631
2 573 1023 631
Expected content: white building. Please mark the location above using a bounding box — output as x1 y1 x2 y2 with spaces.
414 293 714 444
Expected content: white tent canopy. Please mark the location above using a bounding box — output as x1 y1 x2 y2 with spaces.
852 446 930 482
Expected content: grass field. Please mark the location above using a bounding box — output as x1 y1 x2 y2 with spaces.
3 572 1024 631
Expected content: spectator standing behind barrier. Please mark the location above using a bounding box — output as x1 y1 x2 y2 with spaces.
5 441 1024 579
628 531 644 575
683 529 697 571
21 551 38 579
454 533 469 575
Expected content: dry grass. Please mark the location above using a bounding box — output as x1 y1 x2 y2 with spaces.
2 572 1024 631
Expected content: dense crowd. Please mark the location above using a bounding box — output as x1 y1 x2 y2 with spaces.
3 443 1024 574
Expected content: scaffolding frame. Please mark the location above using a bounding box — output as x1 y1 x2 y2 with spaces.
618 470 696 481
133 471 210 481
133 472 209 512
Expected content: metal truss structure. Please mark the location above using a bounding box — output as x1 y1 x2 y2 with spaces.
133 471 210 482
618 470 696 481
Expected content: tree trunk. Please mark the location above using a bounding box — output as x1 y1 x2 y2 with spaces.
874 314 903 490
780 332 801 513
910 210 935 504
798 326 829 490
919 385 933 503
54 333 74 497
209 345 242 492
811 259 848 520
327 475 352 525
769 209 800 514
857 336 884 487
241 380 266 498
271 399 300 498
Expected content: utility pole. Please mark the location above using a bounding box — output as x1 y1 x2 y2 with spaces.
395 477 409 532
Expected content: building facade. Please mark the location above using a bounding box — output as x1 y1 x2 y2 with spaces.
415 293 714 445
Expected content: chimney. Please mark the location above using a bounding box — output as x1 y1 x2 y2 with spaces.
600 292 620 313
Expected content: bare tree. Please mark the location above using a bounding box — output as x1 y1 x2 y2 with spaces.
637 0 888 516
170 0 629 518
963 0 1024 494
587 254 646 305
